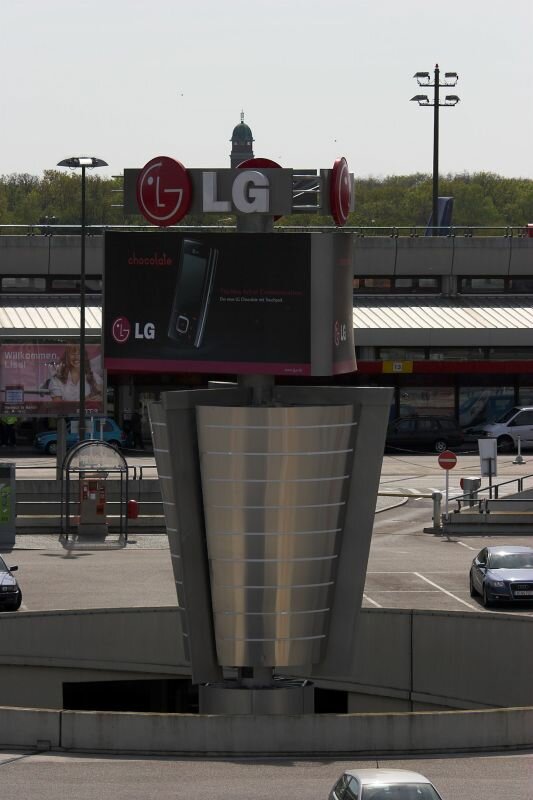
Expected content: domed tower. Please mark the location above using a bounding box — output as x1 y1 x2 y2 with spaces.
230 111 254 167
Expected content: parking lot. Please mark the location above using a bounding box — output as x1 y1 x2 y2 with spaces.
2 449 533 617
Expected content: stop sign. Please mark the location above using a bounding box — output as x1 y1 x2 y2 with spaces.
438 450 457 470
136 156 192 226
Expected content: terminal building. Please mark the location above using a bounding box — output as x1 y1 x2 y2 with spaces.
1 115 533 439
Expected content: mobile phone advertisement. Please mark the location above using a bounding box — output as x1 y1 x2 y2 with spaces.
104 232 355 377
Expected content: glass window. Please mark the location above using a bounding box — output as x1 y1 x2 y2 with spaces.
334 774 351 799
345 777 359 800
509 278 533 293
488 348 533 360
519 386 533 405
50 278 102 292
354 277 393 291
395 278 414 289
488 552 533 569
459 387 515 428
379 348 426 361
1 277 46 292
362 784 441 800
0 556 6 572
510 410 533 426
429 348 485 361
459 277 506 292
418 277 440 289
394 419 416 433
399 387 454 418
417 418 439 432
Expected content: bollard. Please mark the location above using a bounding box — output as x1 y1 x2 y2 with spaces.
432 491 442 529
127 499 139 520
513 436 524 465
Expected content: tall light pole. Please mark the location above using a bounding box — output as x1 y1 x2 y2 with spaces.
411 65 459 235
57 156 108 441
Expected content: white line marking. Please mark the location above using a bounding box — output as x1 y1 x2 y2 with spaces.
457 541 477 551
363 593 382 608
414 572 477 610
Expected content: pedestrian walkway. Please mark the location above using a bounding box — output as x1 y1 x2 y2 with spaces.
12 532 170 550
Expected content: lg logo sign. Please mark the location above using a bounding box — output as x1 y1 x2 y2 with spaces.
334 320 347 347
112 317 155 344
136 156 274 226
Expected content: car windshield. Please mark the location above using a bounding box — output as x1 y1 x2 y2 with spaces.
495 407 520 423
489 553 533 570
362 785 441 800
0 556 7 572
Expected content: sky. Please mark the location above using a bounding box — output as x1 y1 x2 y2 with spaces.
2 0 533 180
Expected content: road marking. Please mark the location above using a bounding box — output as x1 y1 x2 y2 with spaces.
457 540 477 551
363 593 382 608
414 572 477 610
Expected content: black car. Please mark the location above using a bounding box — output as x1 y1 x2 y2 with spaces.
0 557 22 611
386 415 464 454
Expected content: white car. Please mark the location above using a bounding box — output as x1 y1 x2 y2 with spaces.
471 406 533 452
328 768 443 800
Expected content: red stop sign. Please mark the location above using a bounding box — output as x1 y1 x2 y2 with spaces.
136 156 192 226
330 156 352 226
438 450 457 470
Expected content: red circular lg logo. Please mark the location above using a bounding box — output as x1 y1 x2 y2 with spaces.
112 317 131 344
136 156 192 226
330 157 352 227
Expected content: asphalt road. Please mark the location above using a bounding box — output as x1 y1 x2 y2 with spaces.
1 750 532 799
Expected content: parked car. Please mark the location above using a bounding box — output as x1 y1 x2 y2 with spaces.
329 768 443 800
0 557 22 612
467 406 533 452
470 545 533 607
33 418 125 456
386 415 464 453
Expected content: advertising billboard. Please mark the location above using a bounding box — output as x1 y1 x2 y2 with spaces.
104 232 355 377
0 344 104 416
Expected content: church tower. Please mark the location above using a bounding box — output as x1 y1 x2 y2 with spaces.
230 111 254 167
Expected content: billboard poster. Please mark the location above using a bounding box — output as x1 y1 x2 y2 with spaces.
0 344 104 416
104 231 356 377
104 232 313 376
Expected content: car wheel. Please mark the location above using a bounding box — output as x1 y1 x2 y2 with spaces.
482 583 493 608
434 439 447 453
497 435 514 453
108 439 120 449
45 441 57 456
469 572 478 597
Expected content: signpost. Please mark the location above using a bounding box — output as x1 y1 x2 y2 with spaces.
438 449 457 521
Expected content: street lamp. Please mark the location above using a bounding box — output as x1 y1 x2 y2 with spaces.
57 156 108 441
411 65 459 235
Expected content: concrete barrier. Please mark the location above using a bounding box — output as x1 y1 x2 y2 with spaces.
59 705 533 755
0 706 60 749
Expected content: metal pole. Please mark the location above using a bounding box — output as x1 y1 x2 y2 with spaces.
445 467 449 521
432 64 440 236
79 164 86 442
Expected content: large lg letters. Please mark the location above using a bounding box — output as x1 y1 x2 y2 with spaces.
202 170 270 214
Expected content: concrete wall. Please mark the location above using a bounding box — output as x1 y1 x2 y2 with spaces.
56 705 533 755
1 607 533 713
1 234 532 280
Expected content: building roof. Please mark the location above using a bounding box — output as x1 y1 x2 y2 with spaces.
0 296 101 337
353 295 533 347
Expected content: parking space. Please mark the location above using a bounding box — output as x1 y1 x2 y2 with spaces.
365 497 533 616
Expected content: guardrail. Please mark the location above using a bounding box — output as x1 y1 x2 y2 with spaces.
452 472 533 519
0 224 532 238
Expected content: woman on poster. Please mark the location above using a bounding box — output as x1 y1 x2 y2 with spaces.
48 344 102 403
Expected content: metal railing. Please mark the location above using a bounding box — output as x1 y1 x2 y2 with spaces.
0 224 532 238
454 473 533 515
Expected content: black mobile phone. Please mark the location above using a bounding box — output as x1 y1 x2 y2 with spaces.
167 239 218 348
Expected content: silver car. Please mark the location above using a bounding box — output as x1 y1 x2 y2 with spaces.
329 768 443 800
470 545 533 607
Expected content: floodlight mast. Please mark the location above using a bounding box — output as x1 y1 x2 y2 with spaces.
411 64 460 235
56 156 108 442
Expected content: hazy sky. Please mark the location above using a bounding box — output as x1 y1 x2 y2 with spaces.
2 0 532 180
